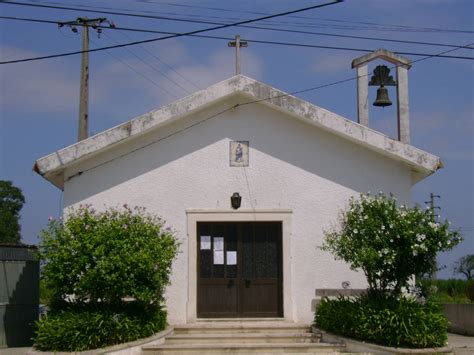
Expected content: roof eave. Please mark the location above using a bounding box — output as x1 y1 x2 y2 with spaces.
33 74 441 188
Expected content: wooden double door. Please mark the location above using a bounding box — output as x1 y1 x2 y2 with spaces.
197 222 283 318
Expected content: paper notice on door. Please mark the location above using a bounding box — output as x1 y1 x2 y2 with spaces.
213 237 224 251
226 251 237 265
200 236 211 250
213 250 224 264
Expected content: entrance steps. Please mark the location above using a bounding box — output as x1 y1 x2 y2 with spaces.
142 321 346 354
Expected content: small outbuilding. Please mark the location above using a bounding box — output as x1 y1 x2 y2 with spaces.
34 63 441 324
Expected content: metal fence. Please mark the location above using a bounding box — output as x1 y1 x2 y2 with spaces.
0 245 39 348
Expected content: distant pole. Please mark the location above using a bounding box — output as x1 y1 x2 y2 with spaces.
425 193 441 221
228 35 248 75
425 193 441 280
59 17 115 141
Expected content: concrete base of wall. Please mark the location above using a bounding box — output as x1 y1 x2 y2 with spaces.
319 330 453 354
443 304 474 336
26 327 173 355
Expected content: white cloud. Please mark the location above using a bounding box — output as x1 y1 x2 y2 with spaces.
169 47 265 91
307 52 353 76
0 46 80 114
0 42 265 120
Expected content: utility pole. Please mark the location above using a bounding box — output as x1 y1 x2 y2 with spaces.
228 35 248 75
59 18 115 141
425 193 441 220
425 193 441 280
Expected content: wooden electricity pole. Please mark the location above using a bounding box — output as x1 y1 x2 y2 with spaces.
228 35 248 75
59 17 115 141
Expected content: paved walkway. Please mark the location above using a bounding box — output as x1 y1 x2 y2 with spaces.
2 333 473 354
448 333 474 354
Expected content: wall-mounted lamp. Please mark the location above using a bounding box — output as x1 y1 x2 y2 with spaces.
231 192 242 209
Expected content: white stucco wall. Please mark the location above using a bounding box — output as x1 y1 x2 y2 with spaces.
63 95 412 324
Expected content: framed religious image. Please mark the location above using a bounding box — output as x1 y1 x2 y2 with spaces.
230 141 249 167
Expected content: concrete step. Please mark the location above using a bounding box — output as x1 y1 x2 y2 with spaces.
172 322 312 335
142 342 345 354
164 332 321 345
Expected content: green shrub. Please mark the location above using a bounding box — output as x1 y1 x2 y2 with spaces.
315 294 448 348
418 278 473 304
322 193 461 297
34 303 166 351
39 205 179 305
35 205 179 351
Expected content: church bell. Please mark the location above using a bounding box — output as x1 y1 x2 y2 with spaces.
369 65 396 108
373 85 392 107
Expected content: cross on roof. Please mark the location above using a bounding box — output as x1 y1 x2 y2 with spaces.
228 35 248 75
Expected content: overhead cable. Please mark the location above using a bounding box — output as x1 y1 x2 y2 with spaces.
1 17 473 65
0 0 344 64
1 15 472 51
5 0 473 34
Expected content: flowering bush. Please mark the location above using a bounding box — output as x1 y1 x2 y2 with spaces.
39 205 179 306
322 193 461 297
35 205 179 351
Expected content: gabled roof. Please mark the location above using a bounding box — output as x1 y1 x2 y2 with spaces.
34 75 441 189
352 48 411 69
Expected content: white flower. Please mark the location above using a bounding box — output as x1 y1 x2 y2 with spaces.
381 225 386 230
353 229 358 234
428 221 439 230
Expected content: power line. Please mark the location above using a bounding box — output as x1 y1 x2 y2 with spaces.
10 0 474 34
117 30 201 91
65 41 472 182
0 0 344 64
91 37 179 99
103 32 191 95
2 14 472 51
1 16 473 65
238 41 474 109
132 0 474 34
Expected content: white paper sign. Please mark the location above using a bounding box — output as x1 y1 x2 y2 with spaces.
214 237 224 251
226 251 237 265
213 250 224 265
200 236 211 250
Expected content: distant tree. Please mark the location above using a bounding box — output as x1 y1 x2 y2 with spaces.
0 180 25 244
454 254 474 280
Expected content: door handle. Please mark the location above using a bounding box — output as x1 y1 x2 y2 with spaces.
244 279 251 288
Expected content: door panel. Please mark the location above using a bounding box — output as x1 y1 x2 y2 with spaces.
197 222 282 318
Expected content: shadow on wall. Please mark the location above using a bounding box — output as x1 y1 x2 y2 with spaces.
0 246 39 348
63 95 410 206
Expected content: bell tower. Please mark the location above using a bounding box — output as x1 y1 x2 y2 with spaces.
351 49 412 144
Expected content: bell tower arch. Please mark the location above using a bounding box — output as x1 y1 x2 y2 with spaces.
352 49 412 144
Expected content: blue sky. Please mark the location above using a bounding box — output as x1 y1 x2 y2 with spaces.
1 0 472 279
